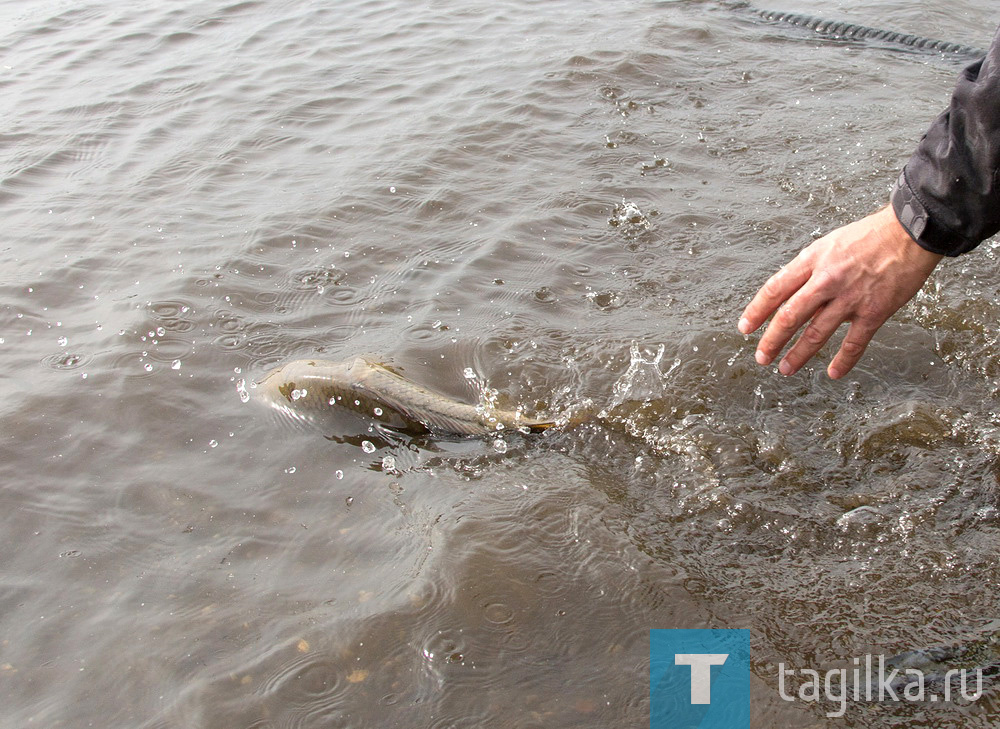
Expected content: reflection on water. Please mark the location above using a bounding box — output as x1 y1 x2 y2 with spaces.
3 0 1000 726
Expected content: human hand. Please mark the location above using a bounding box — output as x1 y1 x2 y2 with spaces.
738 206 943 379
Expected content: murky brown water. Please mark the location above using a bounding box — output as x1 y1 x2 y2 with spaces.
4 0 1000 726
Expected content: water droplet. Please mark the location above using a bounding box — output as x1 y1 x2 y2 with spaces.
291 388 307 400
493 438 508 453
57 336 68 347
156 327 166 337
382 455 396 471
345 496 354 506
171 360 181 370
373 407 383 416
463 367 476 379
335 470 344 479
285 466 296 474
209 439 218 448
143 363 153 372
236 379 250 403
361 440 376 454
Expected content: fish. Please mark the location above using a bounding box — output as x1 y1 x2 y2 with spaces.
254 357 560 437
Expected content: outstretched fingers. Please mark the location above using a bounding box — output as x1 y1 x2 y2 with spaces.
827 320 882 379
751 271 835 369
775 303 846 376
738 258 812 336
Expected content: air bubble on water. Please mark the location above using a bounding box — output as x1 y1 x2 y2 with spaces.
209 439 218 448
144 363 153 372
291 388 306 400
389 186 396 193
361 440 376 454
171 360 181 370
373 407 383 416
335 470 344 479
493 438 508 453
463 367 476 379
382 455 396 471
285 466 296 474
57 336 67 347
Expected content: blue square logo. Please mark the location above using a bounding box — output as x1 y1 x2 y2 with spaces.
651 629 757 729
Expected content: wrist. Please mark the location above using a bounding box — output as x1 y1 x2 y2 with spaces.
876 205 943 271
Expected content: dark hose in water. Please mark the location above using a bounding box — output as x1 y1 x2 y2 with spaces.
735 4 985 61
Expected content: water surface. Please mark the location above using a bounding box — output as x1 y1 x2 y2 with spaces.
3 0 1000 726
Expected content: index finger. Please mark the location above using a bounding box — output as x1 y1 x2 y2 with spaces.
738 259 812 335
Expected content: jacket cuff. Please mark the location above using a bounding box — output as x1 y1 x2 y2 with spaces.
890 168 978 257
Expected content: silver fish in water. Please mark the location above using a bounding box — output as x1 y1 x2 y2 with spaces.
254 357 558 436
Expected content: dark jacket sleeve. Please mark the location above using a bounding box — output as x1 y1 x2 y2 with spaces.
891 24 1000 256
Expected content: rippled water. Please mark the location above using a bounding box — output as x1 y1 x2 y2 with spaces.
4 0 1000 726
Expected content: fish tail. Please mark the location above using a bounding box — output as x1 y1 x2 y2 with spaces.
526 421 559 433
524 407 593 433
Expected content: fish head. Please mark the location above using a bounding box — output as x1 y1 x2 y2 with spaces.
251 357 413 433
253 358 355 410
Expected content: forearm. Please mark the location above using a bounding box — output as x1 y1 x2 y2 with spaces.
892 24 1000 255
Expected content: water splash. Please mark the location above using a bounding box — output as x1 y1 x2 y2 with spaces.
462 365 504 428
606 342 679 412
608 200 654 238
